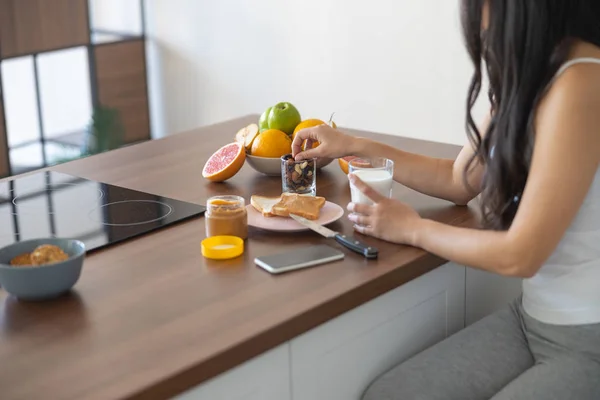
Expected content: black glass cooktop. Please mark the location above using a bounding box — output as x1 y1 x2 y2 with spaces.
0 171 206 253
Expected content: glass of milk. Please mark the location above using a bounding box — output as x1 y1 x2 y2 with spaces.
348 158 394 207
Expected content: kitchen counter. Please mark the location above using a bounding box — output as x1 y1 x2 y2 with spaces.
0 115 481 400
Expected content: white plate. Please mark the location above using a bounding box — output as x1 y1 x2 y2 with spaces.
246 201 345 232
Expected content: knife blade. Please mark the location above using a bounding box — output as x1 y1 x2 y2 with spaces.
290 214 378 259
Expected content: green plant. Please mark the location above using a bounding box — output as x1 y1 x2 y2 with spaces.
50 106 125 166
82 106 125 155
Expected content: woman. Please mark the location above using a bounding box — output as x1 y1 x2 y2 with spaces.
292 0 600 399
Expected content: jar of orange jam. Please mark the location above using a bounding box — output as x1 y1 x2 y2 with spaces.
205 196 248 240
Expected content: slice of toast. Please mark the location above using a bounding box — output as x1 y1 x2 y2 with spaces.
272 193 326 220
250 195 282 218
251 193 326 220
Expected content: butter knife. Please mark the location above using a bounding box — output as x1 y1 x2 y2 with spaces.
290 214 378 259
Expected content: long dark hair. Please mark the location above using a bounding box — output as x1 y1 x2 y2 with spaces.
461 0 600 230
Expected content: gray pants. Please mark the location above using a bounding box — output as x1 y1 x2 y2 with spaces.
361 299 600 400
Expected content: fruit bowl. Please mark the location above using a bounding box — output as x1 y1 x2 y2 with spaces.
245 154 281 176
246 154 333 176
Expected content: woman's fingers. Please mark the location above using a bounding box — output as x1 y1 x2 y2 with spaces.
349 175 386 204
291 128 317 158
348 212 370 226
295 147 322 161
347 202 374 215
353 224 374 236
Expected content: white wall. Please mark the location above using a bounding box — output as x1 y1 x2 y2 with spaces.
145 0 489 145
2 0 489 162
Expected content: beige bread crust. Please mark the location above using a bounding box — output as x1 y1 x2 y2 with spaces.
250 193 326 220
250 195 280 217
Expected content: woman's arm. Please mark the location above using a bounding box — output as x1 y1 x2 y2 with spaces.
349 129 487 206
350 65 600 278
293 115 490 206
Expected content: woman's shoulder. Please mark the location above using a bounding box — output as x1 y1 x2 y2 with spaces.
540 51 600 126
548 41 600 100
535 46 600 161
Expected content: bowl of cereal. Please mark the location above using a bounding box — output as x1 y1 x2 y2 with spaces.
0 238 86 301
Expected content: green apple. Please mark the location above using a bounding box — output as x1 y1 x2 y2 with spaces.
267 102 301 136
258 106 272 132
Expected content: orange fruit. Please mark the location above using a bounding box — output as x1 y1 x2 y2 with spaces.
292 118 338 150
203 142 246 182
293 119 325 136
251 129 292 158
338 156 359 175
292 119 324 150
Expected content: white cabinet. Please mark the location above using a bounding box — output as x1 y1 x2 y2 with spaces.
175 344 291 400
289 262 466 400
465 269 522 325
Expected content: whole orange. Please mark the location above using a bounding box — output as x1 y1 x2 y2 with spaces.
292 119 337 150
251 129 292 158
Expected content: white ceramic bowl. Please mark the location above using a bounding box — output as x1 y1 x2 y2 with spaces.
246 154 334 176
245 154 281 176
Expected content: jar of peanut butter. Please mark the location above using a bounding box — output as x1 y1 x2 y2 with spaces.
205 196 248 240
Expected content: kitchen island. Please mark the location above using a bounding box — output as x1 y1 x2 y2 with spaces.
0 116 522 400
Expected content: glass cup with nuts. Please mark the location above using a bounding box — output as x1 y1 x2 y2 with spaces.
281 154 317 196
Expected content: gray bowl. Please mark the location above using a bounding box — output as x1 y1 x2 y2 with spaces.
0 238 86 301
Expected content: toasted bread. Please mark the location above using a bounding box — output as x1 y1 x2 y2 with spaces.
250 193 326 220
272 193 326 220
250 195 282 218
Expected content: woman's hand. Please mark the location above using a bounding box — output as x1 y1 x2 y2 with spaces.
292 123 358 161
347 174 422 246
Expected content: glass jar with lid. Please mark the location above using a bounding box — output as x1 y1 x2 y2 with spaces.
205 195 248 240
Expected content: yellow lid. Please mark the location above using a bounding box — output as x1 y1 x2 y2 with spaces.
201 236 244 260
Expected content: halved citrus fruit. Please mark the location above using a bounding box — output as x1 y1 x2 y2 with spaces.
251 129 292 158
203 142 246 182
338 156 359 175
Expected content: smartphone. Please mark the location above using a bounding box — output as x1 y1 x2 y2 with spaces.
255 245 345 274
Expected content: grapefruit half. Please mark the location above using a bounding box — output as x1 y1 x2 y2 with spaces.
338 156 359 175
203 142 246 182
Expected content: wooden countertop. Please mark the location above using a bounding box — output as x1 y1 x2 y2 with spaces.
0 115 475 400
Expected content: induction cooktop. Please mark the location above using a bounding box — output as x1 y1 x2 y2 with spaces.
0 171 206 253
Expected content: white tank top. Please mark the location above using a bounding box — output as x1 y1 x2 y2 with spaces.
522 57 600 326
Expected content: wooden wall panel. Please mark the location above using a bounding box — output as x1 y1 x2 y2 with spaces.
94 39 151 144
0 0 90 59
0 96 9 177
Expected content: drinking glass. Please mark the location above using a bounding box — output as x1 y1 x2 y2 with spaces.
348 157 394 206
281 155 317 196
